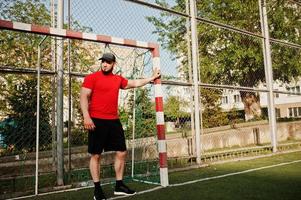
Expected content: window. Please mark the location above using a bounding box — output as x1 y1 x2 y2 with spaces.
274 89 279 98
288 107 301 118
222 96 228 104
296 86 300 93
289 108 293 117
275 108 281 118
287 85 301 96
234 94 240 103
294 107 298 117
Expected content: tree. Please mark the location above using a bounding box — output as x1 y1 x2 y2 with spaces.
135 88 156 138
124 88 156 139
147 0 301 121
227 107 242 128
201 88 229 128
0 0 53 120
164 95 190 127
1 78 52 151
0 0 99 148
0 0 51 68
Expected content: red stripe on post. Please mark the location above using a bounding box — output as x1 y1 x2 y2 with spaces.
155 97 163 112
154 79 161 84
148 42 159 49
67 30 83 39
157 125 165 140
159 152 168 168
124 39 136 46
31 25 50 34
151 48 160 57
0 19 13 29
97 35 111 43
149 43 160 57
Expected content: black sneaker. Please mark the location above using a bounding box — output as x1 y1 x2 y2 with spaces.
93 189 106 200
114 183 136 196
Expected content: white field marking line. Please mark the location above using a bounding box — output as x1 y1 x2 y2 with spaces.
108 186 163 200
7 182 112 200
170 159 301 187
7 157 301 200
132 178 161 186
108 159 301 199
7 186 92 200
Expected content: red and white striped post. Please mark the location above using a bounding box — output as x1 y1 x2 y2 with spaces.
150 43 169 187
0 19 169 187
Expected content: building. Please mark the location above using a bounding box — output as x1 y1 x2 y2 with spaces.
221 80 301 119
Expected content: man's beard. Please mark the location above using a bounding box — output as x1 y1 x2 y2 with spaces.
101 68 113 75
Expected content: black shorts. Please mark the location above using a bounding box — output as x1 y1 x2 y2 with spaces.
88 118 126 154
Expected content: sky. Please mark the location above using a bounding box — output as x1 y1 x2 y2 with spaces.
65 0 180 77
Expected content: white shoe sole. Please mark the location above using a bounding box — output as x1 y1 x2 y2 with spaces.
93 196 106 200
114 191 136 196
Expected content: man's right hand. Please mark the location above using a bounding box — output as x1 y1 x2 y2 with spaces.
84 117 95 130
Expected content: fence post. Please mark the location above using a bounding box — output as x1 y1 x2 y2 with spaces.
189 0 202 164
36 35 48 195
50 0 57 173
253 127 261 145
259 0 277 152
185 0 196 157
56 0 65 186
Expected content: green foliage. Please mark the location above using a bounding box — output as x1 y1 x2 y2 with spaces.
134 88 156 138
276 117 301 122
0 0 53 123
164 95 191 134
148 0 301 120
119 106 131 138
227 107 241 128
0 0 97 148
164 96 190 121
0 78 52 151
70 128 88 146
0 0 50 24
0 0 51 68
201 88 229 128
123 88 156 139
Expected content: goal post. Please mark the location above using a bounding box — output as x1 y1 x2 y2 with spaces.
0 19 169 187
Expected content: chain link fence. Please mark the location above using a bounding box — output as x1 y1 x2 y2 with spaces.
1 0 301 199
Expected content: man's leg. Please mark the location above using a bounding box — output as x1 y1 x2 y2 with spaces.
114 151 127 180
90 154 106 200
114 151 136 196
90 154 101 182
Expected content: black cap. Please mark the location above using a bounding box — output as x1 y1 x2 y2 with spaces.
99 52 116 62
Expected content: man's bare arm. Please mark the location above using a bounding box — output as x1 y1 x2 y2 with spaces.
80 87 95 130
124 67 161 89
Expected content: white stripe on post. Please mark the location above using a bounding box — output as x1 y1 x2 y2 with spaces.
158 140 167 153
50 27 66 37
154 84 163 98
136 41 149 48
160 168 169 187
156 112 164 125
13 22 31 31
83 32 97 41
153 57 160 68
111 37 124 44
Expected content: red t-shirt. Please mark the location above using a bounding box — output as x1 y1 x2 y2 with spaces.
82 71 128 119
